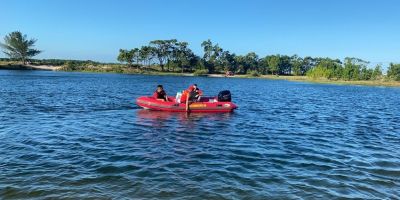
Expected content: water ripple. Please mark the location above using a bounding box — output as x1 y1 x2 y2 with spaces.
1 71 400 199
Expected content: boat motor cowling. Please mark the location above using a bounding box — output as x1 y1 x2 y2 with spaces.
218 90 231 102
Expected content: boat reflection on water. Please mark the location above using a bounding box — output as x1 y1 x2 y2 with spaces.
135 109 235 130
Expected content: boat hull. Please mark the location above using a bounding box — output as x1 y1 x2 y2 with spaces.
136 96 237 113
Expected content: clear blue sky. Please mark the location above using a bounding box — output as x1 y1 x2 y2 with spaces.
1 0 399 65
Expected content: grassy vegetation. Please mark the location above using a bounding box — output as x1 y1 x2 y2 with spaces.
248 70 261 77
193 69 209 76
226 74 400 87
303 79 400 87
258 75 400 87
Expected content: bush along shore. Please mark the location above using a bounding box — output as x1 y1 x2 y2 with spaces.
1 31 400 87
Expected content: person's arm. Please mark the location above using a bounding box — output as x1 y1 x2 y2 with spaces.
194 89 203 98
186 94 190 112
164 93 169 102
196 89 203 101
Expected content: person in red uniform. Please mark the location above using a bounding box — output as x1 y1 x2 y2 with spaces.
153 85 169 101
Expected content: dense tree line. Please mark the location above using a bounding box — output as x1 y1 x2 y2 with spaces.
118 39 199 72
118 39 314 75
118 39 400 81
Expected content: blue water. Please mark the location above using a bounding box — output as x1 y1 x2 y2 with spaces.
1 70 400 199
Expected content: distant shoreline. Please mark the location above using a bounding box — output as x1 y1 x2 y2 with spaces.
1 64 400 87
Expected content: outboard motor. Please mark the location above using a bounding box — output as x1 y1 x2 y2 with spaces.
218 90 231 102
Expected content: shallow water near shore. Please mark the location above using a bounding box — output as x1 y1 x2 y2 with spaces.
1 70 400 199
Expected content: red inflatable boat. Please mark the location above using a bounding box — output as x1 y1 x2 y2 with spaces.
136 96 238 113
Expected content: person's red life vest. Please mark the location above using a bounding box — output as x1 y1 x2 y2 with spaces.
180 90 189 103
180 85 203 103
153 90 167 101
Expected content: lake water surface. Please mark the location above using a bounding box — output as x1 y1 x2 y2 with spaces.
1 70 399 199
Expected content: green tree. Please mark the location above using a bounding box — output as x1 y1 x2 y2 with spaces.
149 40 173 71
139 45 154 67
165 39 178 71
258 57 268 75
220 51 237 72
291 55 304 76
201 39 213 63
387 63 400 81
342 57 368 80
188 55 201 72
306 58 342 79
132 48 140 66
117 49 134 67
244 52 259 74
371 65 383 80
360 66 373 80
278 55 292 75
0 31 41 64
200 40 213 72
265 55 280 75
302 56 316 75
174 41 195 73
201 39 223 73
234 55 245 74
